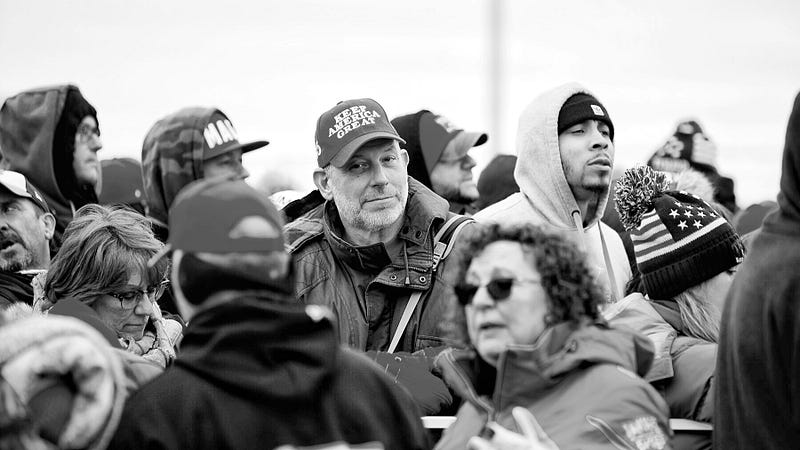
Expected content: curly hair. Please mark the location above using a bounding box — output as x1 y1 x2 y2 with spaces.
461 223 603 326
44 204 169 309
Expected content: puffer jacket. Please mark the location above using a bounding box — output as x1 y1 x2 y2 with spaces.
604 294 716 424
434 320 673 450
0 314 127 450
284 178 472 352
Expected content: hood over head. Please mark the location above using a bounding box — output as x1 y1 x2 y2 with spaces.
141 107 212 232
0 85 99 235
176 297 339 403
514 82 613 230
763 92 800 235
142 106 267 235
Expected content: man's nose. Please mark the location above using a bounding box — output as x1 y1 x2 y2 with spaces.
590 128 610 149
370 164 390 186
238 163 250 179
462 154 477 170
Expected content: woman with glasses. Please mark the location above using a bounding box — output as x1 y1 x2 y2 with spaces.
434 223 672 450
39 204 182 377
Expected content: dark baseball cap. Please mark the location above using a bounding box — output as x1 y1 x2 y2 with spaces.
148 176 285 267
202 110 269 161
0 170 52 214
419 112 487 172
314 98 405 168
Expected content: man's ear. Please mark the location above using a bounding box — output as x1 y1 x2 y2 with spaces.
313 168 335 201
400 149 410 167
40 212 56 240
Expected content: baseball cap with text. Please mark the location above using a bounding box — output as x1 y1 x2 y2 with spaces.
315 98 405 168
202 110 269 161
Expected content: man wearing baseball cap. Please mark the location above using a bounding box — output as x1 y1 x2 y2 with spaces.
141 107 268 241
0 170 56 308
111 176 429 450
392 110 488 214
284 98 476 415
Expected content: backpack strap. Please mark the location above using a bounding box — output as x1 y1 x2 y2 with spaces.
388 214 474 353
431 215 474 272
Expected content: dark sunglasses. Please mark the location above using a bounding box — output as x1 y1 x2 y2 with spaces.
455 277 541 306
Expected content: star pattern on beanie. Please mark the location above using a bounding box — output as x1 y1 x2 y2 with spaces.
615 166 744 299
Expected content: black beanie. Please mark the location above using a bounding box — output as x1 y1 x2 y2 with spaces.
557 93 614 141
53 86 99 206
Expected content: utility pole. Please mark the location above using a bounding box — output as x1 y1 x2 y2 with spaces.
488 0 505 158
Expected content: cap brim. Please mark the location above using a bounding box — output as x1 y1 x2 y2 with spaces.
0 182 29 200
328 132 406 168
204 140 269 161
147 244 172 268
449 131 488 157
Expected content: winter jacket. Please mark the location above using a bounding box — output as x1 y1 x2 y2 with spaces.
714 92 800 449
474 82 631 302
109 294 430 450
0 314 128 450
434 320 673 450
0 85 100 242
0 270 37 308
284 177 471 353
605 294 716 423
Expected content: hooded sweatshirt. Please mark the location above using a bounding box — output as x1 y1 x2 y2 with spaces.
110 295 430 450
434 320 672 450
474 83 631 301
714 92 800 449
141 107 211 239
0 85 99 241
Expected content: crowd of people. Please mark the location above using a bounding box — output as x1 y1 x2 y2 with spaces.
0 81 796 450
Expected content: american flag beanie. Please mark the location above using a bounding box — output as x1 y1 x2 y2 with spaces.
614 166 745 299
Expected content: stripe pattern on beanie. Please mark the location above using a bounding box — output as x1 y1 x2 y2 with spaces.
630 190 744 299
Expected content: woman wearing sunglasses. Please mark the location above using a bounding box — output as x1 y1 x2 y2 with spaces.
39 204 182 379
434 223 672 450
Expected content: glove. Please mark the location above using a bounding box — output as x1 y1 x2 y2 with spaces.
366 350 452 415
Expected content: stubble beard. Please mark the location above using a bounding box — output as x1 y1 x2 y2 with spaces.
0 246 34 272
334 187 408 234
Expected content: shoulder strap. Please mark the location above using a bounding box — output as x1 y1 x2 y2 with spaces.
431 215 474 271
388 214 474 353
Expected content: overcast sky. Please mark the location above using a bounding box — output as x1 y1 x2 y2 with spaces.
2 0 799 207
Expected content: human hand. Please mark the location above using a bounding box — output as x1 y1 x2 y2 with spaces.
467 407 560 450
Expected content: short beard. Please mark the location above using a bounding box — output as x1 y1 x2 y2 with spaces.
335 193 407 233
0 251 34 272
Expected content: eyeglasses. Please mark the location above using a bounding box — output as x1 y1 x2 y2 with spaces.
437 155 473 166
76 123 101 143
107 279 169 310
455 277 541 306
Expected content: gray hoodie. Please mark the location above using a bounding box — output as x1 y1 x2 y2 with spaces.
475 82 631 301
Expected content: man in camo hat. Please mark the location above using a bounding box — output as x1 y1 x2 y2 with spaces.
141 107 268 241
